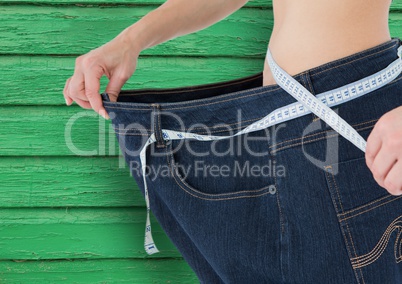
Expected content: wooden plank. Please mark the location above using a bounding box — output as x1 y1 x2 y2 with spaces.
0 156 146 208
0 59 263 154
389 14 402 36
0 5 272 56
0 3 400 58
0 56 264 105
0 0 270 6
0 106 118 156
1 0 402 10
0 208 181 259
392 0 402 10
0 259 198 283
1 17 400 105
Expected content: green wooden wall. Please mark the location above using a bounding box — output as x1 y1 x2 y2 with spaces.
0 0 401 282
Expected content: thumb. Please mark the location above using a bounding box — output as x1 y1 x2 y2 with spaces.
105 73 128 102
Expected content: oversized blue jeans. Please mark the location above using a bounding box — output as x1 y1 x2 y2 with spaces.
102 38 402 283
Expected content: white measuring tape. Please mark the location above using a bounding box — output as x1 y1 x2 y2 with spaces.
140 46 402 255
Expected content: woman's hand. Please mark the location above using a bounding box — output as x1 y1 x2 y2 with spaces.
62 0 249 120
366 105 402 195
63 33 139 119
63 0 249 119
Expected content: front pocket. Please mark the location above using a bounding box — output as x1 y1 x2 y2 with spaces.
325 157 402 283
166 131 279 200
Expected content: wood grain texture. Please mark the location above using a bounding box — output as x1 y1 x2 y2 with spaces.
0 157 146 208
0 5 272 56
0 208 181 260
0 106 119 156
0 259 197 283
1 1 402 282
0 0 271 6
2 0 402 10
0 56 264 105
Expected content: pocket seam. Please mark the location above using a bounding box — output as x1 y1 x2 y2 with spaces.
271 121 377 154
350 215 402 269
326 157 400 220
339 195 402 222
326 166 366 284
165 144 274 201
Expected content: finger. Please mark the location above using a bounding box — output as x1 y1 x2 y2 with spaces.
383 160 402 195
68 73 88 102
74 97 92 109
84 68 109 119
370 146 397 187
105 72 128 102
366 127 382 169
63 78 73 106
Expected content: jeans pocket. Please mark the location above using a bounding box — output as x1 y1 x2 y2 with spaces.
325 157 402 283
165 131 278 201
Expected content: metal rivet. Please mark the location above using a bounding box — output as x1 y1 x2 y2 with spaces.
268 185 277 195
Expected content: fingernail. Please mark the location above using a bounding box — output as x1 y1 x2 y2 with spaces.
65 98 69 106
100 110 110 120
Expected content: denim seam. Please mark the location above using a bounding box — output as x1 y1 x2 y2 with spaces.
338 195 402 222
272 154 285 233
148 169 227 283
114 132 151 136
270 119 378 149
396 230 402 262
269 75 402 151
180 117 261 131
157 105 165 148
121 74 262 96
166 144 273 201
271 124 375 154
151 104 165 148
300 73 307 90
152 105 158 141
104 105 152 110
106 85 282 110
304 71 319 121
114 117 264 135
104 72 401 113
103 40 399 112
273 155 288 282
160 88 282 110
115 116 263 135
275 192 285 235
114 119 375 150
325 169 363 283
310 44 397 77
305 72 315 94
113 118 373 139
111 76 401 142
276 192 287 283
328 169 366 284
105 85 281 111
350 215 402 269
325 167 361 282
114 114 341 136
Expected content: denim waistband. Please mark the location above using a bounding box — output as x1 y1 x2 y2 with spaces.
102 38 402 150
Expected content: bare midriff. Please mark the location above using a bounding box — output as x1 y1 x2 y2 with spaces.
263 0 393 86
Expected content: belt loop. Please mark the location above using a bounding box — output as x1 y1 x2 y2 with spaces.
101 93 111 102
301 72 320 122
151 104 166 148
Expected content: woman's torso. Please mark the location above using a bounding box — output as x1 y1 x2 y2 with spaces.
263 0 392 85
